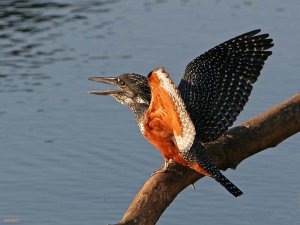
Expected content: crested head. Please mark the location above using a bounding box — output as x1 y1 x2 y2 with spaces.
89 73 151 122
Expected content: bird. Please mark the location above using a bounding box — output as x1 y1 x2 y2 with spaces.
89 29 273 197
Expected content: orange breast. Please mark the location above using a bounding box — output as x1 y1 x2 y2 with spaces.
142 71 188 166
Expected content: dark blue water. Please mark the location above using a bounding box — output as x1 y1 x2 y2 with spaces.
1 1 299 224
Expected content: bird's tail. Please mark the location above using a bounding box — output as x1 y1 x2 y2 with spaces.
188 139 243 198
213 172 243 198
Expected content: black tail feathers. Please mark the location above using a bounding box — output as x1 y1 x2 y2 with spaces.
213 173 243 198
187 139 243 197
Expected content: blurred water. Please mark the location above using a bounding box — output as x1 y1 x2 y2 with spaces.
0 0 299 225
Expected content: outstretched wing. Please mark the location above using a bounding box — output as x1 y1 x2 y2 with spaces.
178 29 273 142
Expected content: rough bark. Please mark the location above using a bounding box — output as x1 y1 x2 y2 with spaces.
111 93 300 225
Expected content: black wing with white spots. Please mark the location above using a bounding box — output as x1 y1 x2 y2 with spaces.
178 29 273 142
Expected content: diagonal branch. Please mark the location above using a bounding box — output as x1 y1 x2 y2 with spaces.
112 93 300 225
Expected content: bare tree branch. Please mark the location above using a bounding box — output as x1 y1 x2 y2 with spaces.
111 93 300 225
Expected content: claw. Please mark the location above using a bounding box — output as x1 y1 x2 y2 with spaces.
151 159 171 176
191 183 196 190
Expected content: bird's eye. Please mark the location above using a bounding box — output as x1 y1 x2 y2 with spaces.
117 78 125 86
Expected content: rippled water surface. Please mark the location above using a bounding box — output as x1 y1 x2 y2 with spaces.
1 0 299 224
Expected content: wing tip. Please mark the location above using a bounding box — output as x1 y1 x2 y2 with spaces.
247 29 261 36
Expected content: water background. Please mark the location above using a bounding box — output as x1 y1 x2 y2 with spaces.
0 0 299 224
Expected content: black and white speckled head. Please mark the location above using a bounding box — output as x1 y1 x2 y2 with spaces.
89 73 151 122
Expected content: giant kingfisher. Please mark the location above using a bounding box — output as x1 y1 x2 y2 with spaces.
89 29 273 197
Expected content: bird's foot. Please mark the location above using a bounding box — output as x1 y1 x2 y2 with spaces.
191 183 196 190
151 159 172 176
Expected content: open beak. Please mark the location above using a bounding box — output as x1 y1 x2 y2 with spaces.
88 77 122 95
